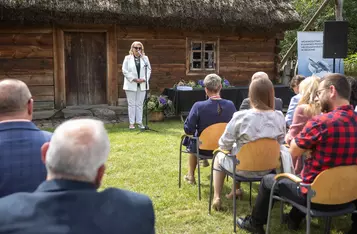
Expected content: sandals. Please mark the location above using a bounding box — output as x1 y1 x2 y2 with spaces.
225 188 244 200
184 174 196 185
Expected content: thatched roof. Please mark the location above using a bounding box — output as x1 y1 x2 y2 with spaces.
0 0 301 32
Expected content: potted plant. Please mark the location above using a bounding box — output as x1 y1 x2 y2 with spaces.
146 95 175 121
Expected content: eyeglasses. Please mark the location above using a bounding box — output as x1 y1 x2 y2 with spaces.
316 88 328 97
133 47 142 50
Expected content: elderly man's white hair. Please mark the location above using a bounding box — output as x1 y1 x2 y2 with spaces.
46 119 110 181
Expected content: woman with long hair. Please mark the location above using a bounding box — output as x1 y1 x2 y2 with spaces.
285 76 321 174
122 41 151 129
211 76 286 211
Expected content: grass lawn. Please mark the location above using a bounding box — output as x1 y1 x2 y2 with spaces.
47 119 351 233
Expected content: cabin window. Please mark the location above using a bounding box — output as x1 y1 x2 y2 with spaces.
188 41 217 73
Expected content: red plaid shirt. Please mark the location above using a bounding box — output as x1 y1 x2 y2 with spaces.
295 105 357 184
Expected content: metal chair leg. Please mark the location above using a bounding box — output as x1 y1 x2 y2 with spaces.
178 150 182 188
197 157 201 200
208 155 216 214
265 181 278 234
324 217 332 234
249 182 252 207
178 136 185 188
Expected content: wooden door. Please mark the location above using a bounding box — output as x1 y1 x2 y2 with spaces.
64 32 107 106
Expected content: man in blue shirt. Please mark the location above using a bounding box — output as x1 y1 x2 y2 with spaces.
0 79 52 197
285 75 305 127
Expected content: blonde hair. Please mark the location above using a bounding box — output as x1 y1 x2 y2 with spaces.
298 75 321 116
129 41 146 56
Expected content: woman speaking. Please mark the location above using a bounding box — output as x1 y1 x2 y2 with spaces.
122 41 151 129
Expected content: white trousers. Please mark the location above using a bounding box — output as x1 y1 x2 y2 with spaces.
125 89 146 125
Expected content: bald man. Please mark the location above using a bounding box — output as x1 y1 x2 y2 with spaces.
0 79 52 197
239 72 283 111
0 119 155 234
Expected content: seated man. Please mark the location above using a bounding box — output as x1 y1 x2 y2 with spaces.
285 75 306 127
239 72 283 111
183 73 236 184
0 79 52 197
236 73 357 234
0 119 155 234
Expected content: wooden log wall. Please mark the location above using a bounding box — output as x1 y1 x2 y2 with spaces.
0 29 54 110
116 26 280 97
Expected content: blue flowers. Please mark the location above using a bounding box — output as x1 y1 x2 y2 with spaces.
222 79 230 87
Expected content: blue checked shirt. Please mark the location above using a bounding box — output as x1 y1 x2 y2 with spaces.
0 121 52 198
285 94 301 127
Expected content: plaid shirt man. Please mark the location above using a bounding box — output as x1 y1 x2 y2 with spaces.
295 105 357 184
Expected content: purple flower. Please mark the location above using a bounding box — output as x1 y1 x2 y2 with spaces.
197 80 204 87
159 96 167 105
224 79 230 86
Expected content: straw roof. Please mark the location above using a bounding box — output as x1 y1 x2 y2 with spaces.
0 0 301 32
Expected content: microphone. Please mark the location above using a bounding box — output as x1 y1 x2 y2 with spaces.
137 50 143 57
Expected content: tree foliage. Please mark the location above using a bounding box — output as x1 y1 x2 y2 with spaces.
280 0 357 58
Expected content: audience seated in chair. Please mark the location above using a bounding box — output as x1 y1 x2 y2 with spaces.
0 79 52 198
239 72 283 111
0 119 155 234
183 73 236 184
211 75 286 211
284 76 321 174
236 73 357 234
285 75 306 128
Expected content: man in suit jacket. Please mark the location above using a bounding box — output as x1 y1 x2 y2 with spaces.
0 79 52 198
239 97 283 111
0 119 155 234
239 72 283 111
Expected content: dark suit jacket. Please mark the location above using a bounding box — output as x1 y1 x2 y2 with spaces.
0 179 155 234
239 97 283 111
0 121 52 198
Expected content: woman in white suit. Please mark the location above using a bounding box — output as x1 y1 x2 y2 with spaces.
122 41 151 129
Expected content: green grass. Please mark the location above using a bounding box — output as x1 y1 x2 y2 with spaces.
45 119 352 234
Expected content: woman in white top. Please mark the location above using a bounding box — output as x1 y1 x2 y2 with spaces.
122 41 152 129
211 77 286 211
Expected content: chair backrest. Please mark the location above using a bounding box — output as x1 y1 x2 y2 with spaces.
310 165 357 205
235 138 280 171
199 123 227 151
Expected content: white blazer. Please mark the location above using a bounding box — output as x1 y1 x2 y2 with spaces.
122 55 151 91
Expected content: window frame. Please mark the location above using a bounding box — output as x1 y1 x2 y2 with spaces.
186 38 220 75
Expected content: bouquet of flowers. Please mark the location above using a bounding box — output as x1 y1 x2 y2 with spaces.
221 78 231 88
146 94 175 117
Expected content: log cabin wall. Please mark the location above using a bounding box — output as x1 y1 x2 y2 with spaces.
0 28 54 110
117 25 280 98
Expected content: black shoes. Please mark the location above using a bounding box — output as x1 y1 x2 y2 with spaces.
282 213 301 230
237 214 301 234
236 216 265 234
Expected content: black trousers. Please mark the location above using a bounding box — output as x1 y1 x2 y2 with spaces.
252 174 352 226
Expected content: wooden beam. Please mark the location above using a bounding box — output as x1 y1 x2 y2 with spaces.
279 0 331 70
0 27 52 34
53 26 66 109
107 25 118 106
